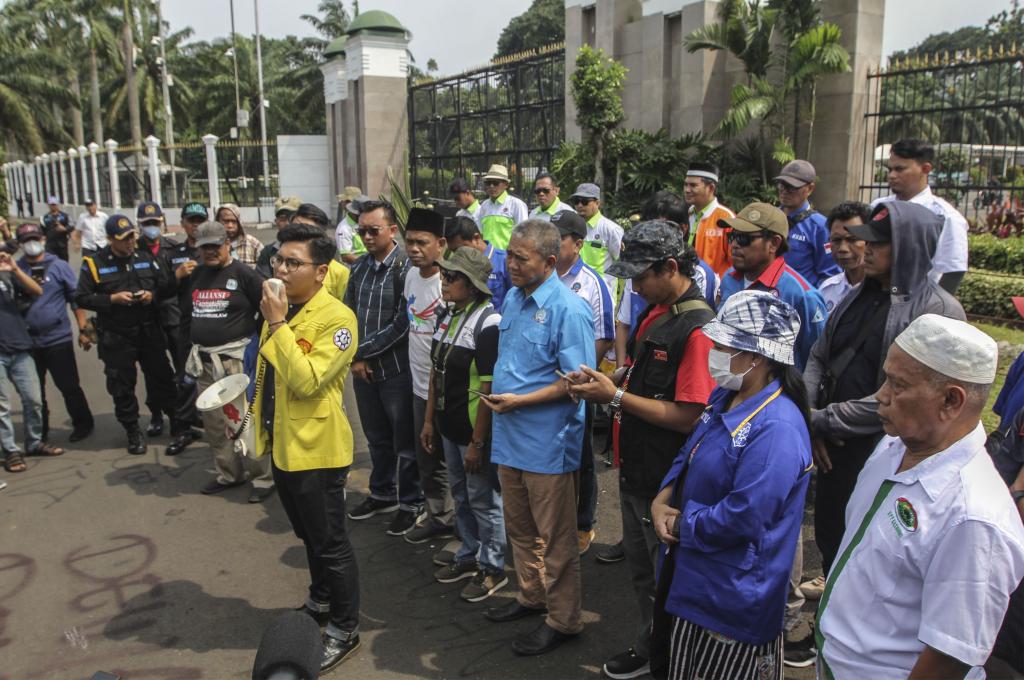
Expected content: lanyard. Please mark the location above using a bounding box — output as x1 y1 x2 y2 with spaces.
430 302 480 410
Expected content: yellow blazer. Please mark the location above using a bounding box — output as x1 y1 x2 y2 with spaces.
252 284 359 472
325 259 350 302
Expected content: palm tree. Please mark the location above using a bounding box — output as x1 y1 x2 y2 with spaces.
684 0 777 81
786 22 850 156
300 0 351 42
75 0 121 145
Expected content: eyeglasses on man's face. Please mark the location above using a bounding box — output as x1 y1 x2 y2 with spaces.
357 225 385 238
727 231 771 247
270 254 314 272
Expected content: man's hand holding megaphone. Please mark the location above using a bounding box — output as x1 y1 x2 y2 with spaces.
261 278 288 333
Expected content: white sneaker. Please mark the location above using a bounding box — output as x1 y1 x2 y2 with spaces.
0 479 6 491
799 574 826 600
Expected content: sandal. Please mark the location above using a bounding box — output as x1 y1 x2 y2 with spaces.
29 443 64 457
3 451 26 473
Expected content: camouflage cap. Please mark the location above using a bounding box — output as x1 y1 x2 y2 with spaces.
274 196 302 214
606 220 685 279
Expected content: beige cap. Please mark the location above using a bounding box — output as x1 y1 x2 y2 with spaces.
274 196 302 213
482 164 510 182
718 202 789 239
337 186 362 202
894 314 998 384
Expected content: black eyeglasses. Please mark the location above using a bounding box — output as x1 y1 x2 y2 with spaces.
270 254 315 272
727 231 771 247
357 226 384 237
571 197 594 206
776 182 803 193
483 179 503 187
441 270 463 283
534 187 551 195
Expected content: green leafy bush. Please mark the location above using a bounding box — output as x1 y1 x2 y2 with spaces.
968 234 1024 274
958 270 1024 318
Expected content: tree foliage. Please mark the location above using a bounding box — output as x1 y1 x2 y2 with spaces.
570 45 626 188
495 0 564 58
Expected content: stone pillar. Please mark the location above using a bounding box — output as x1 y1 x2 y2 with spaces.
2 165 10 216
202 134 221 208
105 139 121 210
320 54 348 198
564 2 585 142
33 157 43 207
88 142 101 205
40 154 51 200
595 0 640 55
57 150 68 204
77 146 89 202
145 135 162 205
68 147 80 205
810 0 885 211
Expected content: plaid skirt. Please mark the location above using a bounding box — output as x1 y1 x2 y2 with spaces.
668 616 783 680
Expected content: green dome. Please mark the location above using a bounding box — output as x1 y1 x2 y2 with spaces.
323 35 347 58
346 10 408 36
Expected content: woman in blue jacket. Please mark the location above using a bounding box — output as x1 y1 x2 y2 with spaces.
650 290 812 680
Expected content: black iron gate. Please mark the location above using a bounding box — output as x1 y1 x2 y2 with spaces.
408 43 565 201
861 47 1024 232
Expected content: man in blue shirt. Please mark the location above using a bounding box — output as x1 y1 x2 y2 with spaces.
445 216 512 311
16 223 94 442
483 218 595 656
775 160 840 287
718 202 827 370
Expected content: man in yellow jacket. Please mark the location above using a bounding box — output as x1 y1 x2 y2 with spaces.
252 223 361 674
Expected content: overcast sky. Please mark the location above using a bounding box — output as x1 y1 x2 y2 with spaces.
154 0 1015 75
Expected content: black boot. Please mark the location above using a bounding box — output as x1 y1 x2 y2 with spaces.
146 415 164 437
127 428 147 455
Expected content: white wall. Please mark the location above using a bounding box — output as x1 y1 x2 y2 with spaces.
277 135 332 216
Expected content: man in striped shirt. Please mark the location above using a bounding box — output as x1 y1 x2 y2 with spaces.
343 200 424 534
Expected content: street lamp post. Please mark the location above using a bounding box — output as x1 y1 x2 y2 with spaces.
153 0 178 205
254 0 270 191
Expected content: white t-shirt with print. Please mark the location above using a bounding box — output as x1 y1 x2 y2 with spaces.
404 269 443 399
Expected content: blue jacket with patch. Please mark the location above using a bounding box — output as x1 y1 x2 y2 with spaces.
782 202 840 287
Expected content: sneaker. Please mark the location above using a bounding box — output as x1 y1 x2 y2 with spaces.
347 497 399 521
603 647 650 679
799 574 826 600
403 517 455 545
595 541 626 564
0 479 6 491
386 509 425 536
578 529 596 555
460 569 509 602
321 633 360 673
432 540 462 567
783 631 817 668
434 560 478 584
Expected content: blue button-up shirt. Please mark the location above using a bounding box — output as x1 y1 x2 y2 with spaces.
484 242 511 312
492 271 596 474
659 381 812 645
782 201 840 287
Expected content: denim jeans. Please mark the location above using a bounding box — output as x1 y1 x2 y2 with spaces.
352 370 422 511
442 436 505 571
0 351 44 453
577 403 598 531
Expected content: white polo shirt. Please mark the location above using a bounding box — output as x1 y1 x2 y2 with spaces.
817 424 1024 679
559 257 614 341
871 186 968 282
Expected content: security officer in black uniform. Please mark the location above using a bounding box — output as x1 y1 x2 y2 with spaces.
136 200 185 437
75 214 180 455
566 221 716 679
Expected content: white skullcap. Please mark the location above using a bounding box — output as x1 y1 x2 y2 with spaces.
893 314 997 384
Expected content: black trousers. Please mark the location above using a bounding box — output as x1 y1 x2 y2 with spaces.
98 326 179 434
273 463 360 637
144 323 198 428
814 436 881 575
32 341 93 435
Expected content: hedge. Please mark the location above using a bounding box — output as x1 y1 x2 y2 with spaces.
968 234 1024 275
958 269 1024 319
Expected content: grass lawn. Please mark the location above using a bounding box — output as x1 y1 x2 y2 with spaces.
972 321 1024 432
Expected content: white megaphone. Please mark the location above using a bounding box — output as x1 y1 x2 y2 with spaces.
196 373 258 458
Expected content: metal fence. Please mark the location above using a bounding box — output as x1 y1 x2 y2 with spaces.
861 47 1024 232
408 43 565 201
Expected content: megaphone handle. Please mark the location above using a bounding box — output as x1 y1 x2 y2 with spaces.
230 349 267 441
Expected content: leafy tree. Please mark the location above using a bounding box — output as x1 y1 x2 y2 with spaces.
300 0 351 42
684 0 776 81
495 0 564 58
570 45 626 188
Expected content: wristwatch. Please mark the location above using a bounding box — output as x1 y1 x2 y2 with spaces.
471 439 487 450
609 387 626 413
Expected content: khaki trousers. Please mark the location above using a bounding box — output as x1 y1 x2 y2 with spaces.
499 465 582 634
197 357 272 489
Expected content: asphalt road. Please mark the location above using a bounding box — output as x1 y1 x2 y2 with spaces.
0 231 819 679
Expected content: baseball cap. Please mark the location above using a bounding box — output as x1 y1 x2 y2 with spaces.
274 196 302 215
104 214 136 240
449 178 472 194
346 194 371 217
703 290 801 366
606 220 685 279
15 223 44 242
83 197 96 206
195 221 228 247
846 204 892 243
774 160 817 188
718 202 789 239
182 202 209 220
570 183 601 201
47 196 59 205
336 186 362 202
437 246 493 298
551 210 587 240
136 201 163 221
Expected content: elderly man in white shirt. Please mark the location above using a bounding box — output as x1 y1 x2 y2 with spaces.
871 138 968 295
74 198 108 256
815 314 1024 680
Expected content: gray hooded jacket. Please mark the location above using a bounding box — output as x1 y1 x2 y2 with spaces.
804 201 966 439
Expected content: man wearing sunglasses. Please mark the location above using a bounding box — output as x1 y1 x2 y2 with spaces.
478 164 528 250
774 160 840 288
529 173 573 221
717 202 827 371
570 183 623 298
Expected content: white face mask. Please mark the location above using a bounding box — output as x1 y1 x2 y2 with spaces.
23 240 44 257
707 348 755 391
